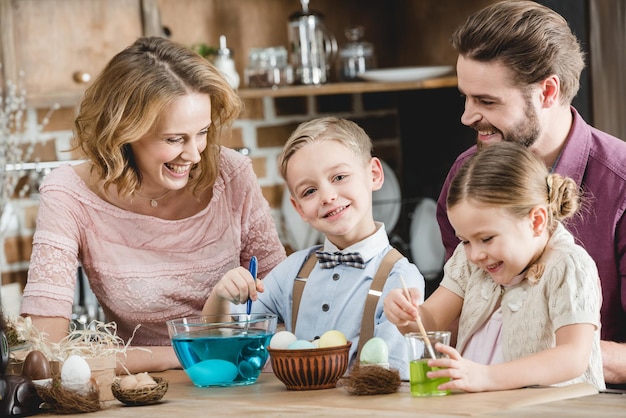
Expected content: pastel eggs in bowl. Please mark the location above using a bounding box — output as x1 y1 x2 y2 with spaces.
268 330 351 390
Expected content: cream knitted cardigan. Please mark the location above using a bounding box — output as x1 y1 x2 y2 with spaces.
441 223 605 390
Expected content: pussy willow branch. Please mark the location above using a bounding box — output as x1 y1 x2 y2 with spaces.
0 68 59 222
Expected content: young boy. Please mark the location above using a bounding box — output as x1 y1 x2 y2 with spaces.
203 117 424 378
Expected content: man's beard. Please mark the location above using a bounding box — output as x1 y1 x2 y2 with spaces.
475 97 540 149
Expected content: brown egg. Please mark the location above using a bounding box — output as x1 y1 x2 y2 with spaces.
119 374 139 390
22 350 51 380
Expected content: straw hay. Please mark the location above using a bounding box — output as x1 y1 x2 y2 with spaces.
36 379 102 414
341 362 402 395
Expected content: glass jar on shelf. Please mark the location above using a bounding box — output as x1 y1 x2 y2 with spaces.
338 26 377 81
244 46 294 88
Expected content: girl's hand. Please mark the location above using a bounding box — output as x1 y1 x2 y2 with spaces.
383 287 421 327
427 343 491 393
212 266 264 305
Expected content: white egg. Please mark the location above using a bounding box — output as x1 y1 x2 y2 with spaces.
61 355 92 392
270 330 297 349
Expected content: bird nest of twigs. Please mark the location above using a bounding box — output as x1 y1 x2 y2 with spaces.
111 377 168 406
36 378 102 414
340 362 402 395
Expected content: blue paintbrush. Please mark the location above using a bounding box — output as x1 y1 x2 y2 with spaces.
246 256 258 315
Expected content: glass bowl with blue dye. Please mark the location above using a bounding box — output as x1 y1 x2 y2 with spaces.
167 314 277 387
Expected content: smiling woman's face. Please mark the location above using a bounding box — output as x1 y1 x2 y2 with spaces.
130 93 212 195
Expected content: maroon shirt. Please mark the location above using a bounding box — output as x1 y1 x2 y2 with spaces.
436 107 626 343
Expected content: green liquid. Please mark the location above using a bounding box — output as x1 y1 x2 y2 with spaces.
409 359 450 397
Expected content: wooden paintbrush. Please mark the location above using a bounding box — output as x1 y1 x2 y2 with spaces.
399 275 437 359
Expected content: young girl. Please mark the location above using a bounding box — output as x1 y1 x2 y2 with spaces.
384 141 605 392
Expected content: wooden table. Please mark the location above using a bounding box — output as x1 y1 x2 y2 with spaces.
38 370 625 417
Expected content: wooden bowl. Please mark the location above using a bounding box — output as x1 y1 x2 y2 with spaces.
268 342 351 390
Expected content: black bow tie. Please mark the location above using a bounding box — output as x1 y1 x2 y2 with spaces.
315 250 365 269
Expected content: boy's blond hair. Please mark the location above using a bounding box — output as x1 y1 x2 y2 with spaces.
278 117 373 182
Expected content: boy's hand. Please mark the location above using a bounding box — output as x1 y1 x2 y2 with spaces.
383 287 422 327
212 266 264 305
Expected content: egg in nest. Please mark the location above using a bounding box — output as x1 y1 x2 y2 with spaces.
61 355 93 394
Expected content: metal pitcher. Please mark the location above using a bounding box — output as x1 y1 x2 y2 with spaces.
287 0 337 85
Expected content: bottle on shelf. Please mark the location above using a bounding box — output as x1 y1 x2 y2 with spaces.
213 35 240 90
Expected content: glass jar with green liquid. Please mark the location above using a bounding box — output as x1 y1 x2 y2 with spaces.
405 331 451 396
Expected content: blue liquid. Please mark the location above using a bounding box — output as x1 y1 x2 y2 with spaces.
172 328 272 387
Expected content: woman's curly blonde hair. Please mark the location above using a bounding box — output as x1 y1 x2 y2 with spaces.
74 36 242 197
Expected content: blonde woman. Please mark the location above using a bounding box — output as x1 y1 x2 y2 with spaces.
21 37 286 373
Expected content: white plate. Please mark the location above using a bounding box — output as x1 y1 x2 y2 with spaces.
373 160 401 234
359 66 454 83
281 188 324 251
409 197 445 280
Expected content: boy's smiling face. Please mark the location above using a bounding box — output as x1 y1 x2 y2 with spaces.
286 139 383 249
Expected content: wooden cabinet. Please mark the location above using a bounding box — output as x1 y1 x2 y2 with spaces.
0 0 148 108
153 0 491 84
0 0 487 108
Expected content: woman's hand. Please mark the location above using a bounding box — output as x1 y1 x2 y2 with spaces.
118 345 181 374
427 343 491 393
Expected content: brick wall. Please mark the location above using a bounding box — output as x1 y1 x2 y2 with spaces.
1 92 401 287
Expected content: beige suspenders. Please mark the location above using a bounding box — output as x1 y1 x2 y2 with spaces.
291 247 403 356
291 250 318 333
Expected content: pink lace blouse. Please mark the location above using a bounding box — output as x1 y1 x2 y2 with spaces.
21 147 286 345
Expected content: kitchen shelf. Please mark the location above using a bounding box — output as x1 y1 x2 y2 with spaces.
23 76 458 108
237 76 458 99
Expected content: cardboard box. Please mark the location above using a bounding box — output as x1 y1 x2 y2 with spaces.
6 359 24 375
85 355 117 402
